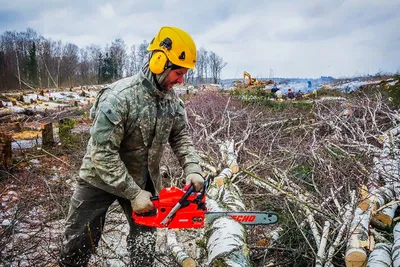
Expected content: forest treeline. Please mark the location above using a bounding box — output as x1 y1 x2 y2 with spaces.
0 28 227 91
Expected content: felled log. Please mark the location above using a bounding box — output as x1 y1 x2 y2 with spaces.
315 221 330 267
366 229 392 267
345 207 372 267
219 139 239 173
359 184 398 212
367 243 392 267
392 223 400 266
205 198 251 266
373 202 398 227
166 230 196 267
203 141 251 266
325 201 355 267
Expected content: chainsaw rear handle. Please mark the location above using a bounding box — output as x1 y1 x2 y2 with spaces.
131 196 159 218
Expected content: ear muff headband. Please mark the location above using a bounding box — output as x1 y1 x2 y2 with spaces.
149 51 168 74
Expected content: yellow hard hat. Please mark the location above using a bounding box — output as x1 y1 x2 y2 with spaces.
147 26 197 70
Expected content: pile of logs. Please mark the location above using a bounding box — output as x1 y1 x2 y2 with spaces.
345 126 400 267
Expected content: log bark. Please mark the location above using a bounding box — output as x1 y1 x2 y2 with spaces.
166 230 196 267
325 202 355 267
373 202 398 227
359 184 397 212
220 139 239 173
205 199 251 266
315 221 330 267
345 207 371 267
203 141 251 266
366 243 392 267
392 223 400 266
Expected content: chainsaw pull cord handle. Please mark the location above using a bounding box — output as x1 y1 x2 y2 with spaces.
160 184 195 226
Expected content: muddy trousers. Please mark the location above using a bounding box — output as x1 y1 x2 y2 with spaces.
59 179 156 267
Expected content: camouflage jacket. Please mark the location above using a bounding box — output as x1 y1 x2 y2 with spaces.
79 70 201 200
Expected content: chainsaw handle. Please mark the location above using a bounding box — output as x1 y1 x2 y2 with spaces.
150 196 159 209
179 184 194 205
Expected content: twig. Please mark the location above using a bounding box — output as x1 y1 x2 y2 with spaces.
37 147 71 166
285 200 316 256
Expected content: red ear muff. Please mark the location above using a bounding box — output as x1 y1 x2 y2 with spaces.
149 51 168 74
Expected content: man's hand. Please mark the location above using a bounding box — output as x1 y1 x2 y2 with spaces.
130 190 154 214
186 173 204 192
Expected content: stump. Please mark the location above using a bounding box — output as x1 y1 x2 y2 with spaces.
0 132 12 169
42 123 54 147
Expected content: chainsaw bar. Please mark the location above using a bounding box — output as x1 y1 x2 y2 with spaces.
205 211 278 225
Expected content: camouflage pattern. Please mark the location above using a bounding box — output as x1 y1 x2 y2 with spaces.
79 69 202 200
59 67 201 266
59 179 156 266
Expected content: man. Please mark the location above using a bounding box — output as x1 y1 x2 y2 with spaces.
59 26 204 267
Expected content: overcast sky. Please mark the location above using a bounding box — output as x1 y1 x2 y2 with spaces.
0 0 399 79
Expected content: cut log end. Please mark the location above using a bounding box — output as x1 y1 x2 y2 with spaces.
373 214 392 227
182 258 196 267
215 177 224 187
230 164 239 174
359 199 370 211
345 248 367 267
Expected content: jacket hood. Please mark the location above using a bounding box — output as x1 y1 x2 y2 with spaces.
140 59 175 101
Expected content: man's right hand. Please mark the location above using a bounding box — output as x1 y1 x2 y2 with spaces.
130 190 154 214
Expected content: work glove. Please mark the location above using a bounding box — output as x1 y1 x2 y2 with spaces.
186 173 204 192
130 190 154 214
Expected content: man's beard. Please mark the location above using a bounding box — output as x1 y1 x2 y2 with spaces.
156 69 172 91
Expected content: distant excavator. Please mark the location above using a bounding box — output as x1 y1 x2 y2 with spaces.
242 71 274 87
243 71 259 86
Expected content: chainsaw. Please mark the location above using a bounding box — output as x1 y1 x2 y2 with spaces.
132 175 279 229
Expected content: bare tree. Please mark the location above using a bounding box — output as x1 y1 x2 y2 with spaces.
184 69 195 84
0 28 223 90
60 43 79 86
78 48 90 85
127 45 139 76
137 40 149 69
196 47 208 84
109 38 127 79
208 51 227 84
87 44 102 85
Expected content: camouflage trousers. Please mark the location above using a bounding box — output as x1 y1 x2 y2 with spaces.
59 179 156 267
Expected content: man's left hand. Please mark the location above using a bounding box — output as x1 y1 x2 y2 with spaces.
186 173 204 192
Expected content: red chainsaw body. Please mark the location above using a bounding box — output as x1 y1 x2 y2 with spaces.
132 186 206 229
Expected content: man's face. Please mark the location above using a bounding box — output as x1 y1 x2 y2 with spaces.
160 68 188 91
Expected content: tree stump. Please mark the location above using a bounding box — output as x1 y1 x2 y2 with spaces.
42 122 54 147
0 132 12 169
